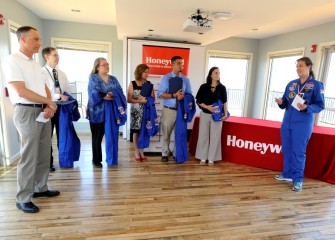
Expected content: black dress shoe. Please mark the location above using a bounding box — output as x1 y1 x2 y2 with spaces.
161 156 169 163
49 165 56 172
32 190 60 198
92 162 103 168
16 202 39 213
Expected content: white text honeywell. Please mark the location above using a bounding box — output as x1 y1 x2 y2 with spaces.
226 135 282 154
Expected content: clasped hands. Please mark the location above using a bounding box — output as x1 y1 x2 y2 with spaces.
44 102 57 119
103 92 114 100
207 105 228 121
175 89 184 100
137 95 147 103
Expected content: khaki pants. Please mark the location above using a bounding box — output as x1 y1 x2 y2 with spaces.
13 106 51 203
161 107 177 157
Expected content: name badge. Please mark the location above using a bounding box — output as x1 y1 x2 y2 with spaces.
55 87 61 94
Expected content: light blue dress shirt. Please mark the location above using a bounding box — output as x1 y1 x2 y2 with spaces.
157 71 192 108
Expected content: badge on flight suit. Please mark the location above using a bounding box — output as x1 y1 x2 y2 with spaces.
304 83 314 93
289 91 296 98
289 85 296 91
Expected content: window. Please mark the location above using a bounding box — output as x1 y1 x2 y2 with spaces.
264 49 303 121
8 20 20 54
51 38 112 118
318 44 335 128
208 51 252 117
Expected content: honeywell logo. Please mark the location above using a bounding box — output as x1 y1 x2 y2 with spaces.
146 57 171 66
227 135 282 154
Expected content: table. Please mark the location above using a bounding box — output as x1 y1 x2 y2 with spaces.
189 116 335 184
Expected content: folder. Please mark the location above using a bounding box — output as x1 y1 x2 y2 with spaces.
168 77 183 93
140 83 153 97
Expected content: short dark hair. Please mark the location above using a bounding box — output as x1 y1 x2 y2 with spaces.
42 47 57 61
16 26 37 42
134 64 149 81
171 56 182 64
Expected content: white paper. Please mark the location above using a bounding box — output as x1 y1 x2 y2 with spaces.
36 112 50 123
291 94 305 111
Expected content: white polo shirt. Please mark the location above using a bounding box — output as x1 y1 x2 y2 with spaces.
6 51 47 104
42 65 71 101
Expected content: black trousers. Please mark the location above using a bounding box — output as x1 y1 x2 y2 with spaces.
50 106 61 167
89 122 105 164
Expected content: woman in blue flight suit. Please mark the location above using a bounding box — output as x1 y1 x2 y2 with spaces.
274 57 325 192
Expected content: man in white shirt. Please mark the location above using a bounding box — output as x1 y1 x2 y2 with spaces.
6 26 60 213
42 47 71 171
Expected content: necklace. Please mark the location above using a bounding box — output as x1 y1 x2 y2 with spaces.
210 86 216 93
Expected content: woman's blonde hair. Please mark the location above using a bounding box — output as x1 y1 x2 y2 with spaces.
134 64 149 81
90 57 107 76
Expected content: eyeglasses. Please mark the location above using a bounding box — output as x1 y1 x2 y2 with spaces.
99 63 109 67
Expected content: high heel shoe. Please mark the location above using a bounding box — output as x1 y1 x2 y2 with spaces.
135 157 141 162
139 149 147 161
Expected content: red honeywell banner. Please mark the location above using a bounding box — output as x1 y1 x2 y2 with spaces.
142 45 190 76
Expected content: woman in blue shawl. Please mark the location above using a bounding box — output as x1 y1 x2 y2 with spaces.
87 58 125 168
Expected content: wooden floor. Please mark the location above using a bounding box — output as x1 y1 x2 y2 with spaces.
1 134 335 240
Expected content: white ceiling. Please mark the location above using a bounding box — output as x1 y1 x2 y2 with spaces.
17 0 335 45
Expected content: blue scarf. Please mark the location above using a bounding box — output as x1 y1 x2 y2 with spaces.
104 88 127 166
138 96 159 149
175 93 196 164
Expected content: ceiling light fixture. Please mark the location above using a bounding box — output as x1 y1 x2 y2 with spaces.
211 12 233 20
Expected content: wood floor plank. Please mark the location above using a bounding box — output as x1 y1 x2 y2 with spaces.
1 134 335 239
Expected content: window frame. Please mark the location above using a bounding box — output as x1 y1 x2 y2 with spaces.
315 41 335 127
51 37 112 71
262 48 305 119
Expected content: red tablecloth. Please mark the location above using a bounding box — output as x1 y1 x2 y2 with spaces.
189 116 335 184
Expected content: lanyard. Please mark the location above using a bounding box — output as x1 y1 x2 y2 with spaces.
45 67 62 92
45 67 55 82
